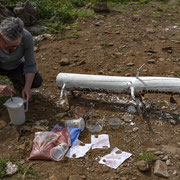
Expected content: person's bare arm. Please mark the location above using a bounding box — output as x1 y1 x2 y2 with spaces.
22 73 35 101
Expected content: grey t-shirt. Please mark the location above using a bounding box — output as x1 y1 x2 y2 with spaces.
0 29 36 74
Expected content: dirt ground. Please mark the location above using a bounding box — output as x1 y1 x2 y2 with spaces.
1 1 180 180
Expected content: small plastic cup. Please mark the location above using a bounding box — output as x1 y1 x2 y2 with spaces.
108 117 121 130
65 117 85 131
50 142 68 161
86 118 103 132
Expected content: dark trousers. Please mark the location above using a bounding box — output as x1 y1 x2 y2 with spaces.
0 62 43 92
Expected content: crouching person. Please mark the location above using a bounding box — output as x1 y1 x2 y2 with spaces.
0 17 43 101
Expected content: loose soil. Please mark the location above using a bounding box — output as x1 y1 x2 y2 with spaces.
1 1 180 180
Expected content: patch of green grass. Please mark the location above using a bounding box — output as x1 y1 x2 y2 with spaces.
112 21 121 27
156 6 164 12
129 142 135 147
77 9 94 18
138 151 156 164
16 162 38 179
0 158 8 178
64 32 81 38
102 42 113 47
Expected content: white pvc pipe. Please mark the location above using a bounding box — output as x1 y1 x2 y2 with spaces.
56 73 180 94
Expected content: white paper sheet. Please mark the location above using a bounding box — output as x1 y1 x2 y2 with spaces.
99 147 132 169
91 134 110 149
66 139 92 158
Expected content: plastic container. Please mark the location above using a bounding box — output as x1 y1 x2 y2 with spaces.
3 97 28 125
86 118 103 132
108 117 121 130
50 142 68 161
65 117 85 131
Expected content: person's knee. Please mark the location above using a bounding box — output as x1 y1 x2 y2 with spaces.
32 73 43 88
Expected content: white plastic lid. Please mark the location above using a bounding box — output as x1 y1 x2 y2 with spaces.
4 97 24 108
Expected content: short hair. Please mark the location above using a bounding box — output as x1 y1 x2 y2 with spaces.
0 17 24 42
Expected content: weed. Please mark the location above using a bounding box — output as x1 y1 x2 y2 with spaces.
16 162 38 179
102 42 113 47
156 6 164 12
77 9 94 18
0 158 8 178
64 33 81 38
138 151 156 164
129 142 135 147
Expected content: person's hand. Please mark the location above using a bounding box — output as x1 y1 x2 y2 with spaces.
22 87 32 101
0 85 13 96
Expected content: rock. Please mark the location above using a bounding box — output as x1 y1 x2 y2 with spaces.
69 175 86 180
54 112 67 119
148 59 156 64
161 145 180 154
166 160 171 166
159 57 165 62
5 161 18 176
147 148 158 152
13 0 37 26
154 151 164 155
126 63 134 66
127 106 136 113
94 22 101 26
98 71 104 75
137 160 150 172
60 58 70 66
0 120 7 129
93 2 110 13
132 15 141 22
125 73 131 76
27 25 47 34
162 46 173 53
133 127 139 132
154 160 169 178
146 28 155 33
122 113 134 123
173 170 177 176
77 60 86 66
169 119 177 125
162 155 169 161
50 174 68 180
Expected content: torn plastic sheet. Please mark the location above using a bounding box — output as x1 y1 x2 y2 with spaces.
91 134 110 149
99 147 132 169
66 139 92 158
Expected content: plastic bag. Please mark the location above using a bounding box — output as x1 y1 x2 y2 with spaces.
51 124 81 145
54 128 71 147
67 127 81 145
29 132 59 160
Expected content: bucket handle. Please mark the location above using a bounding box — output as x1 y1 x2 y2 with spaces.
24 100 28 112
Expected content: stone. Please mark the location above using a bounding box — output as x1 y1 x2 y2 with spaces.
147 148 158 152
162 155 169 161
166 160 171 166
69 175 86 180
5 161 18 175
154 151 164 156
159 58 165 62
148 59 156 64
93 2 110 13
137 160 150 172
161 145 180 154
55 112 67 119
60 58 70 66
146 28 155 33
133 127 139 132
154 160 169 178
122 113 134 123
0 120 7 129
126 63 134 66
